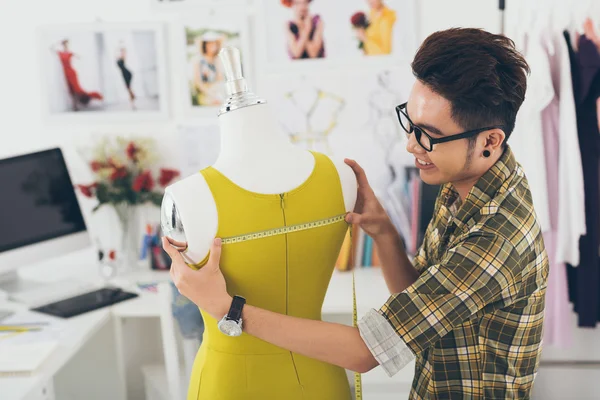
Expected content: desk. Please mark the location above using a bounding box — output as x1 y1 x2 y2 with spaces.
0 302 110 400
0 252 413 400
0 249 118 400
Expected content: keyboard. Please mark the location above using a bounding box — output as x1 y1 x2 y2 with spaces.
31 287 138 318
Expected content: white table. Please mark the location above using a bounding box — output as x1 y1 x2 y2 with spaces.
1 252 414 400
0 248 123 400
0 301 110 400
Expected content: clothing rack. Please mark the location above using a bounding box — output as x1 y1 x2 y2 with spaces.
496 2 600 367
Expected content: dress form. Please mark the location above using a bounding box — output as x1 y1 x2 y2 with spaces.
161 47 357 264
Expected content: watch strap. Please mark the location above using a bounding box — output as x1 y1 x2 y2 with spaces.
227 295 246 321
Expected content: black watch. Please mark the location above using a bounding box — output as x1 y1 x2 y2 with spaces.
217 295 246 337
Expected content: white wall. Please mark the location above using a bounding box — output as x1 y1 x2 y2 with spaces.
418 0 502 38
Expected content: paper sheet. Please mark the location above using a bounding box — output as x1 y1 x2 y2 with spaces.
0 310 66 347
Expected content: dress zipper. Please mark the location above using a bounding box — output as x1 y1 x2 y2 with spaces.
279 193 288 315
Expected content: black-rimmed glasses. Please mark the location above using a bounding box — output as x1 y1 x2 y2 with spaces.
395 102 505 152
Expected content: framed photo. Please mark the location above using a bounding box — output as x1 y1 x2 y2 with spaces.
38 22 169 123
179 11 251 117
260 0 418 70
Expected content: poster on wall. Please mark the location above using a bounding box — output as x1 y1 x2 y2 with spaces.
38 22 169 122
261 0 418 68
179 13 251 116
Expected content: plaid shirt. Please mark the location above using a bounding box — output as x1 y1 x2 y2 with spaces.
358 146 548 399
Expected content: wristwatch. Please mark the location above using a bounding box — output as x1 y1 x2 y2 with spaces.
217 295 246 337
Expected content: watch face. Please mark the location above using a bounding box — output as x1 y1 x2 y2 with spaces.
218 319 242 337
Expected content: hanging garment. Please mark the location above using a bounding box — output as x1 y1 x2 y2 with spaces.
186 151 352 400
564 33 600 328
510 31 553 234
540 29 587 346
552 33 588 267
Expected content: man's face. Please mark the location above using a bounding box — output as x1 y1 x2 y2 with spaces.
404 80 477 186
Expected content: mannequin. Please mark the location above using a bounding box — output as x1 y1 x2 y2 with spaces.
162 47 357 264
161 47 358 399
161 48 357 400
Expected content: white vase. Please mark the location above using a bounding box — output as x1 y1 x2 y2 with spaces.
113 202 142 272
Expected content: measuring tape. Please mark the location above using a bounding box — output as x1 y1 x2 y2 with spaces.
221 213 347 244
350 226 363 400
221 213 363 399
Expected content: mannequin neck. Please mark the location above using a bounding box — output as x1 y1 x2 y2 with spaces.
215 103 295 166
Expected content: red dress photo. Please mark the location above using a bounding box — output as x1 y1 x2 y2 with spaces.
58 51 103 103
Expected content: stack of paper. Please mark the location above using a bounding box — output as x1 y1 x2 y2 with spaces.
0 310 65 376
0 341 57 376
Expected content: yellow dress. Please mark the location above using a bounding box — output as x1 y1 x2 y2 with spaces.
187 151 352 400
364 7 397 55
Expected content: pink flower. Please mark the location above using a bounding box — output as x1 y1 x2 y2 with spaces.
159 168 180 186
90 161 105 172
126 142 139 161
110 167 128 181
76 183 97 198
351 12 369 29
133 171 154 192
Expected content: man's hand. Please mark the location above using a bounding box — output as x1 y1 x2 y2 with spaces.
345 159 418 293
162 237 232 320
344 158 395 239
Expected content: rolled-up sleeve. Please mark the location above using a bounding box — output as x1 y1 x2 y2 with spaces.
358 232 521 375
358 308 415 376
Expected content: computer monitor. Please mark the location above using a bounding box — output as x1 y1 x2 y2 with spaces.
0 147 91 288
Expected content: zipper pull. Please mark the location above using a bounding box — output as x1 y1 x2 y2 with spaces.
279 193 285 209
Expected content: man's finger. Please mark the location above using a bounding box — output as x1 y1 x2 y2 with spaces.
207 238 222 271
345 212 362 225
344 158 371 189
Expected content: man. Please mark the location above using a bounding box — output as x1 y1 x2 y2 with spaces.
163 28 548 399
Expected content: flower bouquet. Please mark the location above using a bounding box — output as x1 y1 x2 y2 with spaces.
76 136 180 268
351 11 370 50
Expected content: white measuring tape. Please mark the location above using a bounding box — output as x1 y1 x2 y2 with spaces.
221 213 362 400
